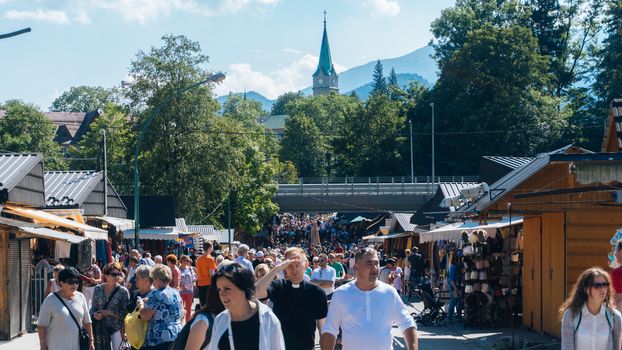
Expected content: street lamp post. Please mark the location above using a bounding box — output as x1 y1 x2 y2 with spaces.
408 119 413 183
0 27 31 40
133 72 225 249
430 102 435 185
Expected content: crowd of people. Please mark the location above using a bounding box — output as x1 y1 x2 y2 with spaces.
36 239 419 350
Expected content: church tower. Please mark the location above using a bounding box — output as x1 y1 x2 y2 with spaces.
312 11 339 96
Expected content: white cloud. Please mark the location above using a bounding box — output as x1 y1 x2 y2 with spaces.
73 11 92 24
367 0 400 17
4 9 70 24
216 54 322 99
283 48 301 54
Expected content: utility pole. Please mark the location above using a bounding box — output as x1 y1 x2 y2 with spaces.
409 119 413 183
100 129 108 216
430 102 435 185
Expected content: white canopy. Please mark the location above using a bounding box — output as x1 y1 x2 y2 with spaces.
123 228 178 241
92 216 134 231
419 217 523 243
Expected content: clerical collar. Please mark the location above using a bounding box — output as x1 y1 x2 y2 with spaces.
292 283 300 288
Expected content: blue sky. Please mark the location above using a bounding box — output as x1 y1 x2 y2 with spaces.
0 0 455 110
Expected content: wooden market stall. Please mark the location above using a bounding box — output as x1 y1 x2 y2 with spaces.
457 144 622 337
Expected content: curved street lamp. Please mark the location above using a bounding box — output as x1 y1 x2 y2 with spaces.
0 27 31 40
133 72 226 249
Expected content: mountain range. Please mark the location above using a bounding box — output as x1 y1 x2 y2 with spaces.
218 45 438 112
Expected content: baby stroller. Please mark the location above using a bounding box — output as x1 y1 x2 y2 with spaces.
410 280 447 326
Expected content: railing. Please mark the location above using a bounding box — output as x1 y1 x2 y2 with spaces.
277 175 479 185
30 260 52 330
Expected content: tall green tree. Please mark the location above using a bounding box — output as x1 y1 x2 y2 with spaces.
424 24 566 174
0 100 66 169
593 0 622 113
221 93 264 128
125 34 277 231
333 94 406 176
50 86 114 112
72 103 135 192
279 114 326 177
271 91 303 115
371 60 387 95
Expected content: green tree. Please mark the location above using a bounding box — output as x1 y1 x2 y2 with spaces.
431 0 531 71
271 91 303 115
279 114 326 177
0 99 66 169
424 24 566 174
50 86 114 112
333 94 406 176
371 60 387 95
282 93 361 135
221 93 264 128
71 103 135 192
593 0 622 113
125 34 277 232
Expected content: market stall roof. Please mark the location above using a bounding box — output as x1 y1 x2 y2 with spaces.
187 225 234 243
3 204 108 240
123 227 178 240
91 216 134 231
419 217 523 243
393 213 417 232
363 232 412 242
350 216 368 223
45 171 102 206
457 145 593 214
0 216 86 244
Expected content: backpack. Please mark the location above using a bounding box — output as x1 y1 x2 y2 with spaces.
573 307 616 339
170 311 214 350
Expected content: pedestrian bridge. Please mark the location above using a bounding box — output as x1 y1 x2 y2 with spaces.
275 176 478 212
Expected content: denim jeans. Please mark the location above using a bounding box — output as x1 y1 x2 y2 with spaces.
447 285 459 320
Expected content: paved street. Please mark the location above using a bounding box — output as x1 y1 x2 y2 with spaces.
0 297 560 350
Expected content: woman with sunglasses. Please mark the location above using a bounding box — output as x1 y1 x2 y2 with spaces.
90 262 130 350
206 262 285 350
560 267 622 350
38 267 94 350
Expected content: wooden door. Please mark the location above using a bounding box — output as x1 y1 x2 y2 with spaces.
541 212 565 337
522 216 542 332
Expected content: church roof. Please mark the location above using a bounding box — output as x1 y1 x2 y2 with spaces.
313 16 337 78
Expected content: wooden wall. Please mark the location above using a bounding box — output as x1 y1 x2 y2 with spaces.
522 216 542 332
0 230 9 340
566 210 622 291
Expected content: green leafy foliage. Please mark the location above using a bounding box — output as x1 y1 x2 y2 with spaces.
50 86 115 112
0 100 66 169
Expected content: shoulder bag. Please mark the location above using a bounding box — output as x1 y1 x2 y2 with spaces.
54 292 91 350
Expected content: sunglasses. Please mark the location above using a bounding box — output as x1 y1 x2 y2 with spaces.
109 272 123 277
65 279 80 285
592 282 610 289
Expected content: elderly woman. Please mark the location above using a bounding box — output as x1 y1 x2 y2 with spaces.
166 254 181 289
207 262 285 350
38 267 94 350
90 262 130 350
139 264 182 350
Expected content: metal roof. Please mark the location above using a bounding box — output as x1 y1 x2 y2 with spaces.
45 171 103 206
458 145 590 213
438 182 479 199
0 216 86 244
393 213 417 232
0 153 44 191
258 115 288 130
482 156 534 170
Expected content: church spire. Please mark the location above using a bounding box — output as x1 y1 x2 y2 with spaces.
312 11 339 96
313 10 336 78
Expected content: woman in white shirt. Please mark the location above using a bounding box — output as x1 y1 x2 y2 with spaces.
38 267 94 350
560 267 622 350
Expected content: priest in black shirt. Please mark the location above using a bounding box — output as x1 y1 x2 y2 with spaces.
256 247 328 350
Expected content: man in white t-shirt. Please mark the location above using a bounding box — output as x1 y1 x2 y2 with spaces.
320 247 418 350
311 253 337 298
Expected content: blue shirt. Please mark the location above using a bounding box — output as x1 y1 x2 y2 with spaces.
145 287 182 346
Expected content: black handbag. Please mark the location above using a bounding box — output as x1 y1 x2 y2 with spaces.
54 292 91 350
